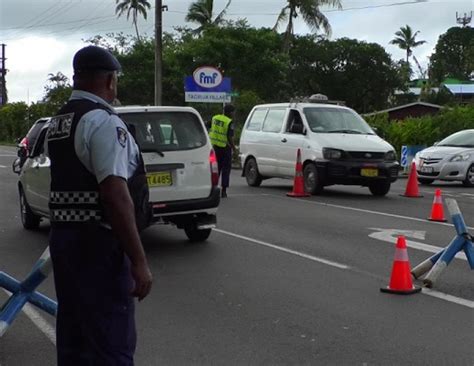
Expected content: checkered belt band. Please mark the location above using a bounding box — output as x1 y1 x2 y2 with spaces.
51 209 102 222
50 191 99 204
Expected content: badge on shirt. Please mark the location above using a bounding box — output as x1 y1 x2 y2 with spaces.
117 127 128 148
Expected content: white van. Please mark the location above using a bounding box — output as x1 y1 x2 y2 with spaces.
239 97 399 196
18 106 220 242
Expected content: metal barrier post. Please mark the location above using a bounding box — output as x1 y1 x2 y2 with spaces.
0 247 57 337
416 199 474 288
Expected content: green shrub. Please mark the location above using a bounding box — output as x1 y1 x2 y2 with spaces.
366 105 474 155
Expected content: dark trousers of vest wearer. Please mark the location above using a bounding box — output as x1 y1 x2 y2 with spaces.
214 145 232 188
49 224 136 366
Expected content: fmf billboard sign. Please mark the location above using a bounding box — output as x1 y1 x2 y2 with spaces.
185 66 232 103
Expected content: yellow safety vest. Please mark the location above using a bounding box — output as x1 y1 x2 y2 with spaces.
209 114 232 148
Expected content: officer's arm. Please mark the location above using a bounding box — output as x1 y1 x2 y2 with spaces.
100 177 152 300
228 122 235 150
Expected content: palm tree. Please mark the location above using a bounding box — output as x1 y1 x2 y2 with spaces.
390 25 426 65
274 0 342 52
185 0 232 34
47 72 69 88
115 0 151 42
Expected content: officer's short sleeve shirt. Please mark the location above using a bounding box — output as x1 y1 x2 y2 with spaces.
72 91 139 184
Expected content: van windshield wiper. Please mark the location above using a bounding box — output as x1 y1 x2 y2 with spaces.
141 148 165 157
327 129 363 134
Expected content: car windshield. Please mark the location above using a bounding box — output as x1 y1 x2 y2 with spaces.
303 107 375 134
437 130 474 148
120 112 207 152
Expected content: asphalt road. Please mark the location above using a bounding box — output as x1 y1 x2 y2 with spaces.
0 145 473 366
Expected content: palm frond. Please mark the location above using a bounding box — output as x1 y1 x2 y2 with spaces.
214 0 232 25
299 1 332 36
273 6 289 32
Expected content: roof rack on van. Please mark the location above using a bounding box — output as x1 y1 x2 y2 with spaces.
290 94 345 107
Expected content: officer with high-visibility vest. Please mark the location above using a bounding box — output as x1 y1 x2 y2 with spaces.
209 104 235 198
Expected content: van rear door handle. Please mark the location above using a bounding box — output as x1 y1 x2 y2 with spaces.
281 138 287 143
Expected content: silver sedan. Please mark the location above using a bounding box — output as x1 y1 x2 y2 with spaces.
414 129 474 187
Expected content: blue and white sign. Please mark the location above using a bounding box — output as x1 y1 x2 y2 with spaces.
185 66 232 103
401 145 408 167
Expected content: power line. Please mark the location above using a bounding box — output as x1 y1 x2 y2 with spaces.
0 15 117 32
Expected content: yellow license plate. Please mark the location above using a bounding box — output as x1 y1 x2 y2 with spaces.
147 172 172 187
361 168 378 177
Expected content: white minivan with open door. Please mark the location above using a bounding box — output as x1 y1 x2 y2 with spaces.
239 95 399 196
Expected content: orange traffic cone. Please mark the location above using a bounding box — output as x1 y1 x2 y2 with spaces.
428 189 447 222
380 236 421 295
400 162 423 197
287 149 310 198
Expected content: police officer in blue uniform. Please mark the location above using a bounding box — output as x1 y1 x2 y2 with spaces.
48 45 153 365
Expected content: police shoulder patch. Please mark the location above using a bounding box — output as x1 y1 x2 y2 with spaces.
116 127 127 148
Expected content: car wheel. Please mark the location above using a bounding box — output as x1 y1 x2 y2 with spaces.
418 178 434 185
184 225 212 243
244 158 262 187
303 163 324 195
368 181 391 196
19 188 41 230
462 164 474 187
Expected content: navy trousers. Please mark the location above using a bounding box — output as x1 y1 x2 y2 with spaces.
214 146 232 188
50 224 136 366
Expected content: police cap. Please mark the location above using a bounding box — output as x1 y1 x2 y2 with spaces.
73 46 121 73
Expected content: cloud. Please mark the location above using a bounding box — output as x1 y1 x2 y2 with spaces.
6 36 83 103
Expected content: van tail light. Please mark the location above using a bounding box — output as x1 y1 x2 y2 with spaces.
19 137 28 149
210 149 219 186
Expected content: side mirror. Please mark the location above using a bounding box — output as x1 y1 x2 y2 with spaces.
12 158 21 174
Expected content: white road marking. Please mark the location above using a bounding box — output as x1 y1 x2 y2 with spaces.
368 228 467 261
264 194 474 231
422 288 474 309
0 165 7 168
215 228 474 309
2 290 56 345
214 228 349 270
0 154 15 157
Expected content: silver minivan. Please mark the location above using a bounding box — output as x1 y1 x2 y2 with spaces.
239 97 399 196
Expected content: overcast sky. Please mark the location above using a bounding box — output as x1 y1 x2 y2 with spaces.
1 0 472 104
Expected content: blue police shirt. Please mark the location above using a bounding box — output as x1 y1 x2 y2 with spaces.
70 90 139 183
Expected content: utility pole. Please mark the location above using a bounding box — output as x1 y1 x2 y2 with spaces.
155 1 168 106
0 44 6 107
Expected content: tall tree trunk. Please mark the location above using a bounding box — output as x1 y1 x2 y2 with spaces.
134 13 141 42
283 7 295 53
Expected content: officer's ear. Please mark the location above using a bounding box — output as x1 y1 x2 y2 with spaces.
106 72 117 91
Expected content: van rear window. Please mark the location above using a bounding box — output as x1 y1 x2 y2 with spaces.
120 112 207 152
246 109 267 131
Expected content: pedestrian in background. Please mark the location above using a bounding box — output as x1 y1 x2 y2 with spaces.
209 104 235 198
47 45 152 365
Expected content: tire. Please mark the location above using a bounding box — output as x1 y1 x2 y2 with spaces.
303 163 324 195
462 164 474 187
418 178 434 185
368 181 391 196
184 225 212 243
19 188 41 230
244 158 262 187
